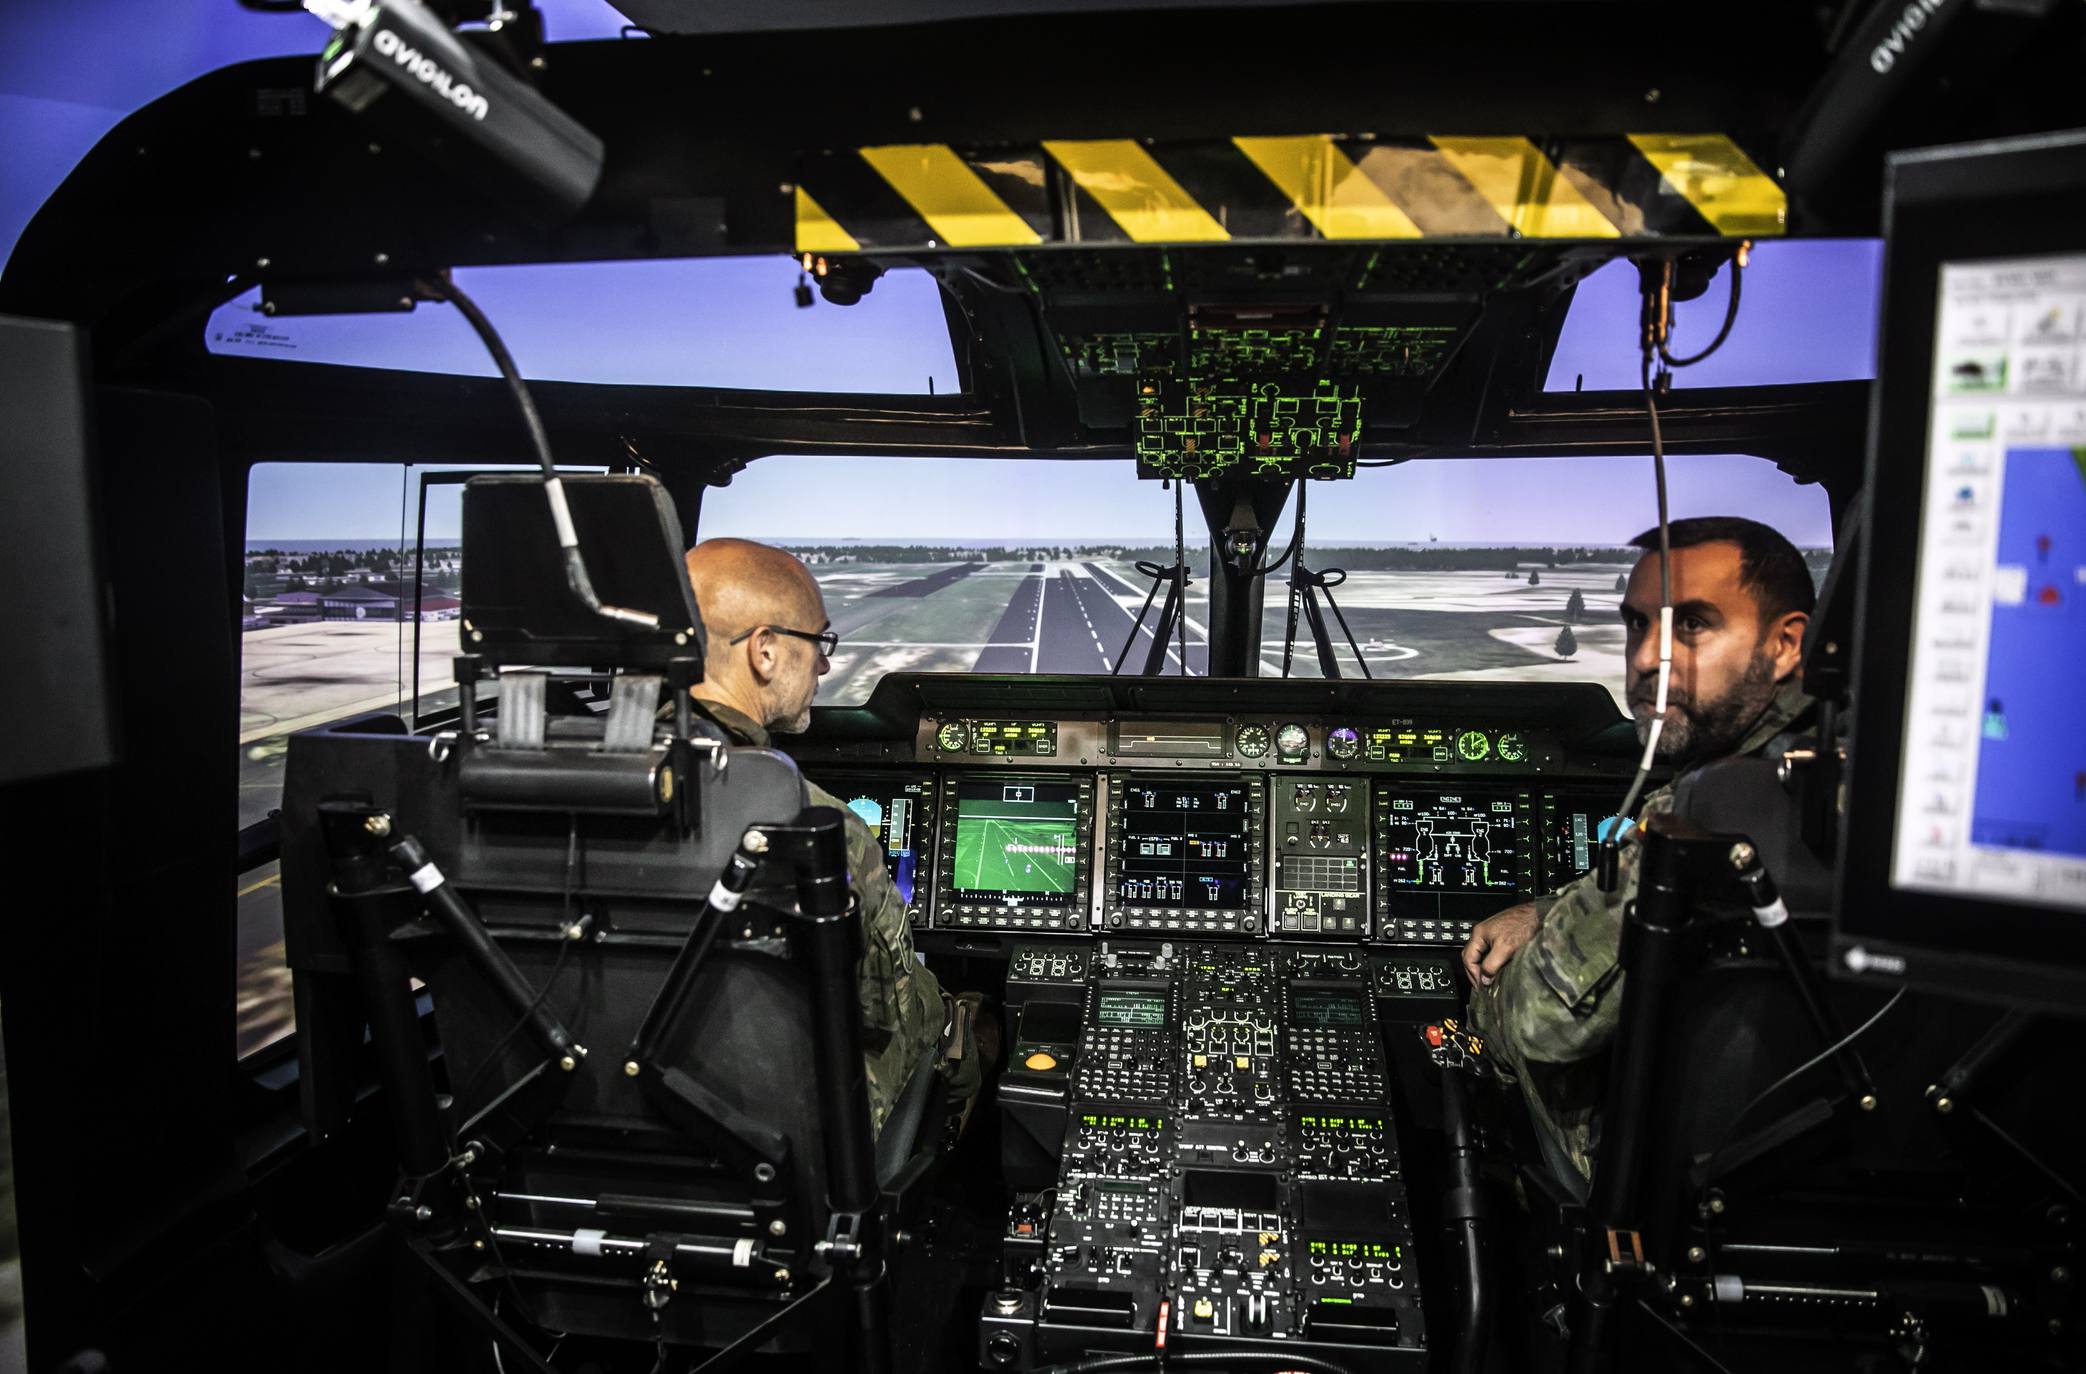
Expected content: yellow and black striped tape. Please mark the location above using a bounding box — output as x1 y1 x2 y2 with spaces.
795 134 1783 253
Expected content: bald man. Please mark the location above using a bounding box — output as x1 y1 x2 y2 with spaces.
681 538 984 1139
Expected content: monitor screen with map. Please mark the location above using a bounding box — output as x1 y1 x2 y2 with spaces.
1840 132 2086 1014
1889 253 2086 914
949 777 1082 906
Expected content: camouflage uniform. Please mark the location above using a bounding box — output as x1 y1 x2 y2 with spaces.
1470 676 1813 1189
685 699 969 1138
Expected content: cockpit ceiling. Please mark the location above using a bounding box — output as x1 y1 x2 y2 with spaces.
609 0 1385 36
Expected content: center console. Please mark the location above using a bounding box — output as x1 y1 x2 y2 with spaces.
985 939 1426 1366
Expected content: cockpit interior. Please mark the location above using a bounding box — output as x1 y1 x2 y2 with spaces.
3 3 2085 1373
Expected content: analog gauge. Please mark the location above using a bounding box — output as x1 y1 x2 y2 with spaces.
1455 729 1491 762
936 721 968 752
1235 723 1271 759
1326 726 1361 761
1496 732 1527 763
1274 723 1312 761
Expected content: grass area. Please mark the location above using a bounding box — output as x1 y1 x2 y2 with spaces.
955 816 1079 895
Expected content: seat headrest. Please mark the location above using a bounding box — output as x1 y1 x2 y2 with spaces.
459 474 704 671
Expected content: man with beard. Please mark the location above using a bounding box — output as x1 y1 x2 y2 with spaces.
1462 517 1816 1193
681 539 991 1139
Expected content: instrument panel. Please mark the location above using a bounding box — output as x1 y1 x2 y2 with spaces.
805 706 1626 947
1009 939 1425 1360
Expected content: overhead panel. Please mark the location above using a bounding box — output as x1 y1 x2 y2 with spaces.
793 133 1784 252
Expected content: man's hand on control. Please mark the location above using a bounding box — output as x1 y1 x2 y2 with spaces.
1462 902 1540 989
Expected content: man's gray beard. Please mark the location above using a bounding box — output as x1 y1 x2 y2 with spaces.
1634 652 1777 762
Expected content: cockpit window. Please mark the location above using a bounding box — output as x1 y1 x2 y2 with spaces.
1546 239 1881 391
237 460 559 1058
701 453 1831 711
1256 454 1834 708
205 258 961 395
699 456 1208 703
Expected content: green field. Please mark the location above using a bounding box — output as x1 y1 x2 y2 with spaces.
954 809 1078 895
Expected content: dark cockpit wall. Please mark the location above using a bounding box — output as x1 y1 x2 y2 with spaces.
5 4 2083 1372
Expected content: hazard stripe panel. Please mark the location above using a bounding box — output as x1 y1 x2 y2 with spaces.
794 134 1783 252
856 144 1042 248
793 187 860 254
1425 136 1621 239
1232 136 1423 240
1042 140 1230 243
1626 134 1787 237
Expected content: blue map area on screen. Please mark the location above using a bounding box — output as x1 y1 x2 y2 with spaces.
1970 447 2086 859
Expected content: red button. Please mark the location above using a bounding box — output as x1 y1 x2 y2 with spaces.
1425 1025 1444 1047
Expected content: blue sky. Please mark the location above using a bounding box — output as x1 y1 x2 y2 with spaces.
12 3 1860 552
0 0 632 264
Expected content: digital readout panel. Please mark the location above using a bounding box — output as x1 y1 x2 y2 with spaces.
1380 790 1529 893
1097 991 1168 1028
1306 1240 1403 1261
950 778 1081 904
1297 1113 1387 1132
1117 778 1253 909
968 720 1058 756
1289 987 1367 1028
1079 1111 1165 1130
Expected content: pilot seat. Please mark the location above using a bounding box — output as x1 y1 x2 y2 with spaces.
277 474 949 1373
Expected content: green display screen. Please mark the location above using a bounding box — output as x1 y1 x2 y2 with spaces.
1079 1112 1164 1131
1291 987 1366 1028
1297 1114 1386 1132
1308 1240 1401 1261
1097 991 1167 1028
951 778 1080 902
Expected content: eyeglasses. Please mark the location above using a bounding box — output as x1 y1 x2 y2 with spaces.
728 624 840 657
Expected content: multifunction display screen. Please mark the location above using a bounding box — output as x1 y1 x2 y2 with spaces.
950 778 1081 905
829 777 931 905
1379 791 1528 893
1116 778 1253 909
1096 991 1169 1028
1289 987 1367 1028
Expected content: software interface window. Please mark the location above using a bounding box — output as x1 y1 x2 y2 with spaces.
1894 252 2086 910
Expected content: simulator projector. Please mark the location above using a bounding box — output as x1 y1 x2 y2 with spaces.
309 0 604 221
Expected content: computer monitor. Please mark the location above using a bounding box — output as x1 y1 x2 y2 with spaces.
1838 130 2086 1014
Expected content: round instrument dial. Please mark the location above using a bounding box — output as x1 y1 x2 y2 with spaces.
1274 723 1312 760
936 721 968 752
1455 729 1491 762
1496 732 1527 763
1234 723 1271 759
1326 726 1361 761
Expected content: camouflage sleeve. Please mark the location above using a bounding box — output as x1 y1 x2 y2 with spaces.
809 785 946 1047
1496 866 1630 1064
1473 796 1672 1069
